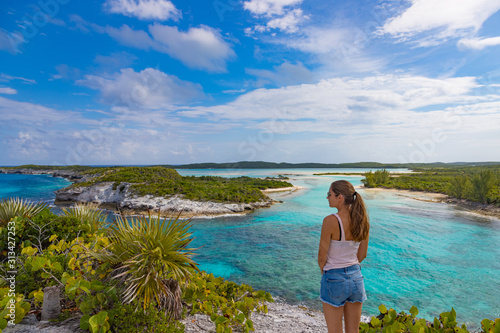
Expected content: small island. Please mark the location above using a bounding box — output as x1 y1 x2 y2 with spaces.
359 166 500 218
0 165 294 217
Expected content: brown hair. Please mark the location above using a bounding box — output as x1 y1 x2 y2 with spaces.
330 180 369 242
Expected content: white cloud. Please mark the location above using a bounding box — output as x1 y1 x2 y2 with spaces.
176 74 500 163
0 87 17 94
251 8 306 34
246 61 315 87
276 26 385 73
244 0 302 16
0 96 81 128
149 24 236 72
244 0 306 34
458 36 500 50
180 75 486 123
7 132 52 156
104 0 181 21
104 24 156 49
85 20 235 72
379 0 500 46
76 68 204 109
0 73 36 84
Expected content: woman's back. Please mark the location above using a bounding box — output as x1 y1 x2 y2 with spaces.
323 213 360 270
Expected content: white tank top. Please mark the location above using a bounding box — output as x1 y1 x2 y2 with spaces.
323 213 360 270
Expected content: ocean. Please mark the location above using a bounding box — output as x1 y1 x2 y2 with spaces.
1 169 499 328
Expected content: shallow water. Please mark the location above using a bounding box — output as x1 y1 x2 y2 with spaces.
1 169 498 327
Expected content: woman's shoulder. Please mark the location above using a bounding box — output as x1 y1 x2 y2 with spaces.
323 213 338 221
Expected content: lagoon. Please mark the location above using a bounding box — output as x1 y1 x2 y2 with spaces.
1 169 498 328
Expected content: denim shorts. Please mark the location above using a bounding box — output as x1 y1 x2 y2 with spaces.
320 264 367 307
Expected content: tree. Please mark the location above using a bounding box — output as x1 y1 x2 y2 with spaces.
447 175 470 199
470 170 496 203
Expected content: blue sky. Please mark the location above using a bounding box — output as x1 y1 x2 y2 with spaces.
1 0 500 166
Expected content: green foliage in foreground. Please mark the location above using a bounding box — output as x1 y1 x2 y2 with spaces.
360 304 500 333
89 213 198 318
75 166 293 203
183 270 273 333
108 300 185 333
362 167 500 205
0 201 274 333
0 198 47 227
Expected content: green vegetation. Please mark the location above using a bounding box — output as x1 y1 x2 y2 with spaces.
362 166 500 205
89 213 198 319
74 166 292 203
0 199 273 333
360 304 500 333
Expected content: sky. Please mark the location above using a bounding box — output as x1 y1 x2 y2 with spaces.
1 0 500 166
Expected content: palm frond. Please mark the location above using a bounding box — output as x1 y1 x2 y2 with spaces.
62 202 107 233
87 212 198 319
0 197 47 226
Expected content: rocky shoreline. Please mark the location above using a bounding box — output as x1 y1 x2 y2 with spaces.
4 297 375 333
0 168 278 218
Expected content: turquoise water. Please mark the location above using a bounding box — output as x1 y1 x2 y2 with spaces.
0 173 71 204
1 170 498 328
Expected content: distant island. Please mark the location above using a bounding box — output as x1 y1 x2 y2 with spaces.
158 161 500 169
2 162 500 218
0 166 295 217
359 165 500 218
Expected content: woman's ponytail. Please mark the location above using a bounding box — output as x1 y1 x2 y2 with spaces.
349 192 369 242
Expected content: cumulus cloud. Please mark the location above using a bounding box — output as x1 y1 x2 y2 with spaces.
244 0 307 34
104 0 181 21
0 87 17 94
379 0 500 47
76 68 204 109
104 24 156 49
75 17 235 72
244 0 302 16
180 75 485 122
176 74 500 163
148 24 236 72
7 132 52 155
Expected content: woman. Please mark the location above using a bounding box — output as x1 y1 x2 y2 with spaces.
318 180 370 333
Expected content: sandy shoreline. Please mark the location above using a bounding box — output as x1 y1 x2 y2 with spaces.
261 185 303 193
361 187 500 220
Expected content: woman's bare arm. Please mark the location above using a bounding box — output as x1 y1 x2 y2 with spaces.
318 215 336 272
357 234 369 263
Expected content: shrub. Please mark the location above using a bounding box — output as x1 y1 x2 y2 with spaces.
89 213 198 320
108 299 184 333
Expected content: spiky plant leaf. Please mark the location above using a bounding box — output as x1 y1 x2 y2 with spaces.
0 198 47 226
62 202 107 233
88 212 198 318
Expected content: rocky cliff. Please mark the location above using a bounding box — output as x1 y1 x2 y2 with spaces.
54 182 274 217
